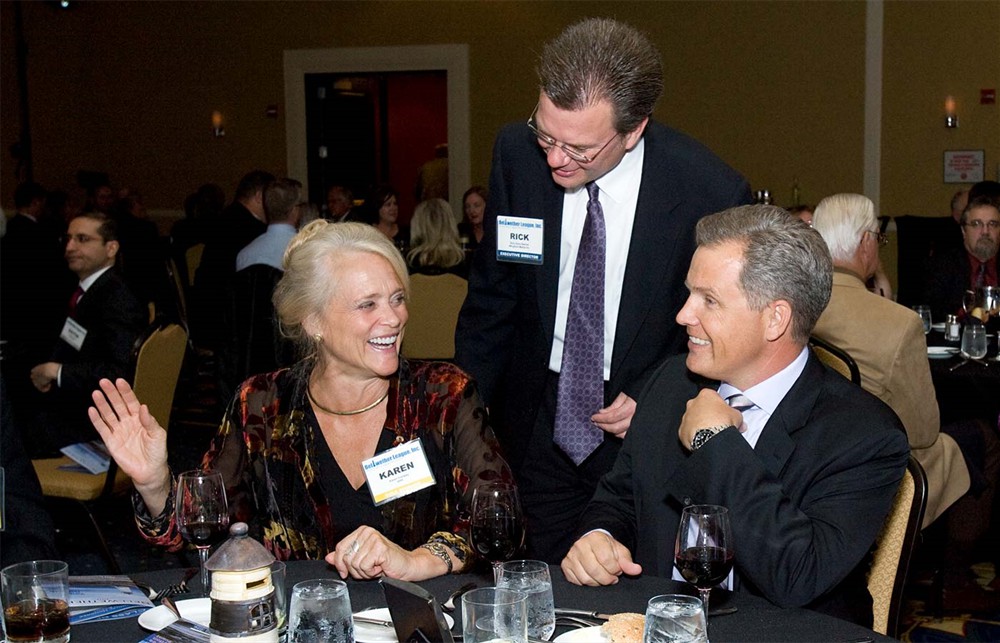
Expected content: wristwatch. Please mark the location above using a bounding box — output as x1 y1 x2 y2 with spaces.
690 425 734 451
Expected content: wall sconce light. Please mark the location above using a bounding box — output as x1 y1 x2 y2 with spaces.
944 96 958 128
212 110 225 137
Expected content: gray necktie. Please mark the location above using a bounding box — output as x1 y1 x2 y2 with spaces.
554 182 606 465
726 393 755 414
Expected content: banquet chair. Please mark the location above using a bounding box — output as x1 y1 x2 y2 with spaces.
808 336 861 385
867 456 927 638
403 273 468 360
31 321 188 573
185 243 205 288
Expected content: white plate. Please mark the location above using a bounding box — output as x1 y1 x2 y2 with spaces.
137 597 211 631
353 607 455 643
931 322 946 331
554 625 608 642
927 346 959 359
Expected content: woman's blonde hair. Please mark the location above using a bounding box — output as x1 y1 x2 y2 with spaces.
274 220 409 350
406 198 464 269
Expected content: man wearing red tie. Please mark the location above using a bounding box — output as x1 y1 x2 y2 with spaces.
27 213 146 456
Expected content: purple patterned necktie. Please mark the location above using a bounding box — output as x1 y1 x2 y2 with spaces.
554 181 606 465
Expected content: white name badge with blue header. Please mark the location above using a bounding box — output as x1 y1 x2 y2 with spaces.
497 216 544 265
363 438 436 506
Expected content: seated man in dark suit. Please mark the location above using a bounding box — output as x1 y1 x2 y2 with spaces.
27 213 147 456
925 196 999 321
561 205 909 627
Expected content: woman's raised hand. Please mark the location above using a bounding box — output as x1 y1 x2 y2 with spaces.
88 378 171 500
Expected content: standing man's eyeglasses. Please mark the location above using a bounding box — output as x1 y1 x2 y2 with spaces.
527 103 620 164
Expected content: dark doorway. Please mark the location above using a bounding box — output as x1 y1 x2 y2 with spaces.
304 71 447 225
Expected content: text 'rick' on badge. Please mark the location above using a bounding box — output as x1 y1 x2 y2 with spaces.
497 216 543 265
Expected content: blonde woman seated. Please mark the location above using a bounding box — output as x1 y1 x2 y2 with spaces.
87 221 512 581
406 198 467 278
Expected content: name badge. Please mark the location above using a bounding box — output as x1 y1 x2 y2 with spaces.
362 439 436 506
496 216 544 265
59 317 88 351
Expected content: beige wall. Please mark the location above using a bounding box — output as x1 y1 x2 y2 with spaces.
1 1 996 216
882 0 1000 216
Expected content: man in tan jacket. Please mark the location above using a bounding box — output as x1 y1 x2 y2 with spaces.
813 193 1000 612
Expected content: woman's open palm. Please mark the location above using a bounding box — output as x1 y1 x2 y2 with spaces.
88 377 169 488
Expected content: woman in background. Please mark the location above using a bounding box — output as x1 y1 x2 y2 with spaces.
407 198 467 278
459 185 487 251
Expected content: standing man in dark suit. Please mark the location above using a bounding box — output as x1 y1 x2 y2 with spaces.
562 205 909 626
454 18 751 562
28 213 146 456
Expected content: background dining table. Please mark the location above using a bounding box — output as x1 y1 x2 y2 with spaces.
925 329 1000 425
70 560 893 642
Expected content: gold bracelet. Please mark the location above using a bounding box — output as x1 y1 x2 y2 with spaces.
419 542 453 574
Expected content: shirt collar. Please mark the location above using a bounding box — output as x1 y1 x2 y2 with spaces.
569 136 645 207
79 265 113 291
718 345 810 416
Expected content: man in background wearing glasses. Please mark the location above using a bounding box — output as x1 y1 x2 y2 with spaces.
25 212 146 457
455 17 750 562
925 195 1000 322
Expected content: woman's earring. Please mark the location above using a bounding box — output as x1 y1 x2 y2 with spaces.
313 333 323 344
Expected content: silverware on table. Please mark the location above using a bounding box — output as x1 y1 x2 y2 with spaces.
352 614 394 628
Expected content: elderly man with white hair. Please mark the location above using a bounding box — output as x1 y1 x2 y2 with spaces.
812 193 1000 613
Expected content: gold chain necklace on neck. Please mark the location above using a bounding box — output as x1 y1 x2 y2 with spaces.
307 384 389 416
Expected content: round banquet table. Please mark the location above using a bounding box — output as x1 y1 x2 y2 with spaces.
70 561 892 642
926 329 1000 425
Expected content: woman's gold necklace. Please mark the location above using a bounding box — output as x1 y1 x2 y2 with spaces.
307 384 389 416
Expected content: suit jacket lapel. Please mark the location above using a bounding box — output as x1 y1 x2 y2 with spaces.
752 352 824 478
611 127 686 378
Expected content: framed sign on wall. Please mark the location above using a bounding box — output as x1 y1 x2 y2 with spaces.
943 150 985 183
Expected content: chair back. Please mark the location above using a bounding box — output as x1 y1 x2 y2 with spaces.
185 243 205 287
402 273 468 359
226 264 293 388
868 456 927 638
809 336 861 385
132 322 188 430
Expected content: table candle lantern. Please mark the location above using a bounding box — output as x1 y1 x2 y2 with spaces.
204 522 278 642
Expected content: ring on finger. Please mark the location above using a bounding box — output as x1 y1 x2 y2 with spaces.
349 539 361 555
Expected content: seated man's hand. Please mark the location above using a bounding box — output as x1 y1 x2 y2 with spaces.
29 362 60 392
561 531 642 586
678 389 743 452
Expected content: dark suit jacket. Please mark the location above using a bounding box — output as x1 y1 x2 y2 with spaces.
454 120 750 465
923 245 973 321
577 352 910 626
50 269 146 420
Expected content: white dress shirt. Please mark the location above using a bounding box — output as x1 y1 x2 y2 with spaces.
548 137 645 379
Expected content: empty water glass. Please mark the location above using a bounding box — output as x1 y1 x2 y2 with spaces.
961 324 987 360
913 305 932 334
288 579 353 643
497 560 555 641
270 561 287 637
462 587 528 643
644 594 707 643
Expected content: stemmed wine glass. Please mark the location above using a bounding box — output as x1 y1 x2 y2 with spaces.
675 505 734 618
470 481 525 583
176 470 230 596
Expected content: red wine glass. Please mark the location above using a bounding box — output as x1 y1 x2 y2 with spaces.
470 481 525 583
675 504 734 616
176 470 229 596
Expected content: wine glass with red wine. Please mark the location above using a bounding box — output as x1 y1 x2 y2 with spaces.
675 504 734 617
470 481 525 583
176 470 229 596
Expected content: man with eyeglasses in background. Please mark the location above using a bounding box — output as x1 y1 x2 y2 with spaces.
924 195 1000 323
25 212 146 457
455 17 750 562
